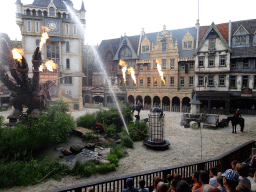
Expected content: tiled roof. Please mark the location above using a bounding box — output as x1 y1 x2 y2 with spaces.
199 23 229 43
32 0 74 9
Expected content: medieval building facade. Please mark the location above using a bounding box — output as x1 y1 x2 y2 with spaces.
15 0 85 110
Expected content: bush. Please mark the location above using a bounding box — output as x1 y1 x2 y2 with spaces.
107 154 119 166
71 161 97 177
104 124 118 136
0 158 70 188
97 163 116 174
0 116 3 128
76 113 97 129
113 147 125 159
121 135 134 148
127 121 148 141
0 101 75 160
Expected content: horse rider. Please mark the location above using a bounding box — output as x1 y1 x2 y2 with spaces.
233 108 242 119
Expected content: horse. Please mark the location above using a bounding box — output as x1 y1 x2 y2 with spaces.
132 104 143 116
227 116 245 133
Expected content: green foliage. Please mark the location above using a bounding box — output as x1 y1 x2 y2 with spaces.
50 100 70 113
76 113 97 129
0 116 3 128
107 154 119 166
71 161 97 177
0 158 70 188
127 121 148 141
97 163 116 174
85 131 99 141
113 147 125 159
0 101 75 160
104 124 118 136
121 135 134 148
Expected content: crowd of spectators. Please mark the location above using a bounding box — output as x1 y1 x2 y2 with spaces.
86 158 256 192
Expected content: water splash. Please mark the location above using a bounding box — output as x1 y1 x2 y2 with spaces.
63 1 130 135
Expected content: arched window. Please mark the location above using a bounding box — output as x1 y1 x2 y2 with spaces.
66 58 70 69
66 41 70 52
26 9 30 16
57 12 61 18
36 39 40 47
63 13 66 19
38 10 42 16
49 7 55 16
32 10 36 16
43 11 48 17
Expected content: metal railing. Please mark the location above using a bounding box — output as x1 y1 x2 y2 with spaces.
172 106 180 112
49 140 255 192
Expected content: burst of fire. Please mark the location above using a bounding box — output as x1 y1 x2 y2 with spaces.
128 67 136 84
39 60 57 72
12 48 24 63
39 26 50 51
119 60 127 82
156 59 165 84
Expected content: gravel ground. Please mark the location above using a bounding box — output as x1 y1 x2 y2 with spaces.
1 109 256 192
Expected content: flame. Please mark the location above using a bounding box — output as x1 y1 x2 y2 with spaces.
156 59 165 84
12 48 24 63
128 67 136 84
39 60 57 72
39 26 50 51
119 60 127 82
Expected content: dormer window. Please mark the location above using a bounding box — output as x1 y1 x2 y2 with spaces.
49 7 55 16
142 45 149 53
253 33 256 46
182 31 194 50
162 43 167 52
232 25 249 47
183 41 192 49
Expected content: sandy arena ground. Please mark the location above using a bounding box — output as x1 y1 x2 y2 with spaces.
1 108 256 192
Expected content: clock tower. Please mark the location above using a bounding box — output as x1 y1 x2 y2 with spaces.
15 0 86 110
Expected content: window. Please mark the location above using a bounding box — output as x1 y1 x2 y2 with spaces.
66 41 70 52
253 34 256 46
147 77 151 87
139 77 143 87
231 59 237 68
139 64 143 71
162 59 166 69
180 77 184 87
208 56 215 67
198 76 204 87
219 75 225 87
170 59 175 70
57 12 61 18
26 9 30 15
235 36 246 46
63 13 66 19
189 77 194 87
162 43 166 52
60 78 63 84
183 41 192 49
36 39 40 47
242 76 249 88
147 63 151 70
162 77 166 86
153 60 157 69
43 11 48 17
64 76 72 84
230 76 237 89
219 55 226 67
32 10 36 16
142 45 149 53
189 63 194 70
27 20 31 32
170 77 174 87
46 42 59 73
49 7 55 16
199 57 204 67
66 58 70 69
243 59 249 68
66 24 69 34
208 76 214 87
35 21 40 32
74 25 77 35
209 38 215 49
153 77 157 87
38 10 42 16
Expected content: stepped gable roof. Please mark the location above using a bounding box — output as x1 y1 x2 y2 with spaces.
231 19 256 58
140 27 197 59
199 23 229 43
32 0 73 9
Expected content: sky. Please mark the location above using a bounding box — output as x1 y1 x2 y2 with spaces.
0 0 256 45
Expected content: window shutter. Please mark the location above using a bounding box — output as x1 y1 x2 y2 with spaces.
246 35 249 45
232 37 236 47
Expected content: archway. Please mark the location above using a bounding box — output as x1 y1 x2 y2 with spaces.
182 97 191 113
162 96 170 111
172 96 180 112
128 95 134 104
144 96 151 110
153 96 161 107
94 96 103 104
107 96 113 103
136 95 143 105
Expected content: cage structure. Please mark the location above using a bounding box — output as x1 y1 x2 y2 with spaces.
144 110 170 149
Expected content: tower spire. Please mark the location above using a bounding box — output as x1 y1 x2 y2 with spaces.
80 0 85 11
